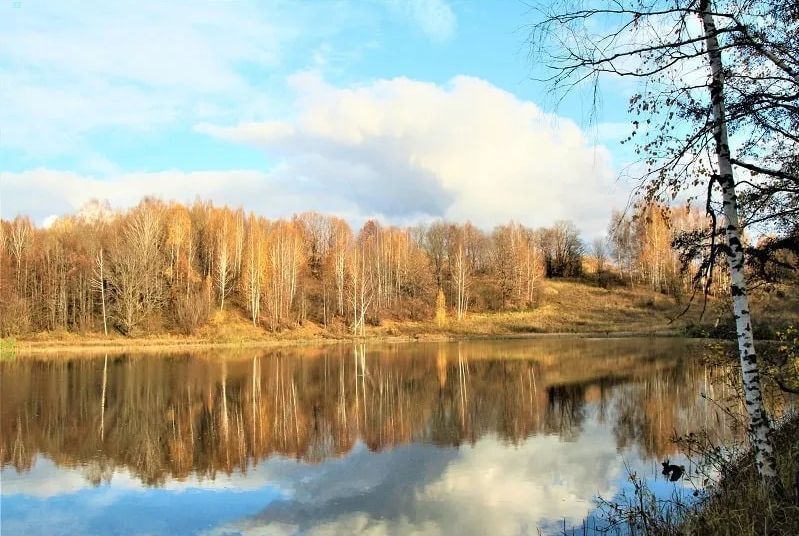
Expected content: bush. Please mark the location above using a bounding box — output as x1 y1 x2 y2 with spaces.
174 290 211 335
0 295 31 336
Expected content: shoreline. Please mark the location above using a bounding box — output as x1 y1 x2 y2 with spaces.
3 327 687 356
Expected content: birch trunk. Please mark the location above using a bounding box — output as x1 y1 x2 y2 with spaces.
701 1 779 483
95 249 109 336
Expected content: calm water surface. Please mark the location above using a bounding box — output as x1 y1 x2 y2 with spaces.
1 338 740 535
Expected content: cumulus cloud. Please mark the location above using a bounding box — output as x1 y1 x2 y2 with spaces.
0 1 459 159
4 75 623 234
0 2 274 156
2 169 260 224
199 74 622 232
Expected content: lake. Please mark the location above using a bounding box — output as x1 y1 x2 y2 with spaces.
1 338 743 535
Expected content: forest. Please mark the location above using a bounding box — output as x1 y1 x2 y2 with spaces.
0 197 735 338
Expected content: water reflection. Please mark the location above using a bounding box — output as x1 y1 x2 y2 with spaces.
0 338 748 534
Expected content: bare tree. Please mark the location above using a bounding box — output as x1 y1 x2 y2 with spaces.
9 216 32 287
241 214 265 326
107 205 164 334
330 218 352 317
214 212 234 311
93 248 108 336
592 237 607 274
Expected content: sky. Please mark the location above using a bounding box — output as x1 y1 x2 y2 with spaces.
0 0 640 236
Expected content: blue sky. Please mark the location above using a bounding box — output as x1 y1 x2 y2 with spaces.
1 0 638 234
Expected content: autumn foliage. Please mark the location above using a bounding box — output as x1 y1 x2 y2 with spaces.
0 198 712 337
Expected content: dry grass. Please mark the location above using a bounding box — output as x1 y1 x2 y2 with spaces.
680 415 799 536
620 414 799 536
380 279 695 339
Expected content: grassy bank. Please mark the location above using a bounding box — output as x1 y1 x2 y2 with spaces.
613 414 799 536
679 414 799 535
6 278 796 355
5 280 690 355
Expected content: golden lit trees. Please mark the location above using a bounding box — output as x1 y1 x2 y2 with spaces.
347 241 373 336
8 216 32 289
330 218 352 317
93 247 109 336
107 203 165 334
492 223 542 308
165 204 191 289
212 209 236 311
265 220 303 327
240 214 267 326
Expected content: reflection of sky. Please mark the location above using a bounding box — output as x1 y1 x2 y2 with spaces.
1 458 286 535
0 405 692 536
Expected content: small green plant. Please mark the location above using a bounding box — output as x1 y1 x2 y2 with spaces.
0 338 18 360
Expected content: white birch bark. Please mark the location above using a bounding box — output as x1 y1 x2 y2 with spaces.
701 0 779 483
94 249 108 336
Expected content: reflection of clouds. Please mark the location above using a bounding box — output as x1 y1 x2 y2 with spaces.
418 428 620 532
2 458 89 499
205 418 622 536
4 424 625 536
1 456 296 499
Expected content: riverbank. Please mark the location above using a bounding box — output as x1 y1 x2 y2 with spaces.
3 328 688 356
691 412 799 535
2 280 690 355
4 278 795 356
649 414 799 536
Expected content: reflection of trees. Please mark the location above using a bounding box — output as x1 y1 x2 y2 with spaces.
0 339 750 486
611 358 737 459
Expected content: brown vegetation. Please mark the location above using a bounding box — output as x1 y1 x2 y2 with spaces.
1 199 794 348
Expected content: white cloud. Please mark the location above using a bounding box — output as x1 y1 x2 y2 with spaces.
3 74 624 234
0 1 459 159
199 74 622 232
417 431 620 529
0 1 301 156
0 168 378 227
41 214 59 229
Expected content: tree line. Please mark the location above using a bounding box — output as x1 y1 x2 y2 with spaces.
0 199 588 336
1 197 733 337
605 203 733 299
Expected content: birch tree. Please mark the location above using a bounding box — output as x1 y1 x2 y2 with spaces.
330 218 352 317
348 242 373 336
529 0 797 487
165 204 191 287
449 227 470 320
93 248 109 336
241 215 266 326
265 220 302 326
214 210 235 311
9 216 32 287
